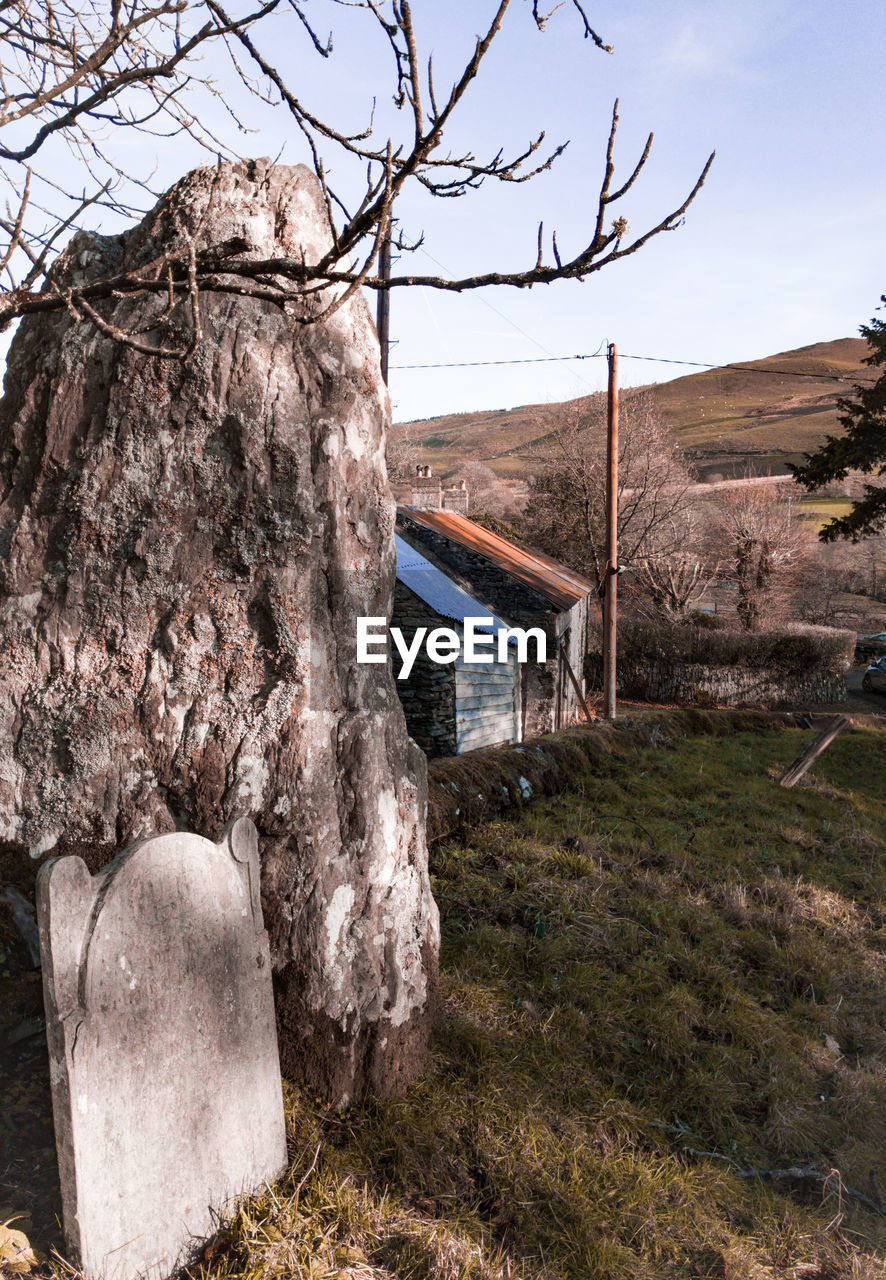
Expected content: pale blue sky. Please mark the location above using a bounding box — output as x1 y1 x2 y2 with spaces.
372 0 886 420
6 1 884 423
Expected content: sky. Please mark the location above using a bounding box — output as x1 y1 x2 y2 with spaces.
371 0 886 422
5 0 885 424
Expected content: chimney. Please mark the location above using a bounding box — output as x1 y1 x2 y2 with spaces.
442 478 469 515
410 464 442 510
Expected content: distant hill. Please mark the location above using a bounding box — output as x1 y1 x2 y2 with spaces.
394 337 871 483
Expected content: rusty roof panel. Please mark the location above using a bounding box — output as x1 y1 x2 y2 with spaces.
397 507 595 611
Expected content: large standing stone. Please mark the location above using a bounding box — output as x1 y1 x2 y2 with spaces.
0 159 439 1104
36 818 287 1280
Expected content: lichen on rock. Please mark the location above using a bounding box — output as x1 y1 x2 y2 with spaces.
0 158 439 1103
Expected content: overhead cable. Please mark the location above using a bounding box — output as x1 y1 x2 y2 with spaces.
390 350 875 383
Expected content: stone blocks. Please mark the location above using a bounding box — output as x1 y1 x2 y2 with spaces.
37 817 287 1280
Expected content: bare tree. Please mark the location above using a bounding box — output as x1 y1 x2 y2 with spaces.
793 536 855 626
447 461 517 517
858 533 886 601
385 429 419 485
522 390 694 591
0 1 715 352
636 511 718 618
0 2 279 314
715 483 804 631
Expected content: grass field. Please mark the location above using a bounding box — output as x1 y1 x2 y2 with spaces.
195 715 886 1280
8 715 886 1279
800 500 855 515
799 498 856 534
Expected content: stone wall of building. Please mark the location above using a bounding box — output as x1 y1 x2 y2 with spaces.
392 583 457 758
396 511 556 632
521 660 556 740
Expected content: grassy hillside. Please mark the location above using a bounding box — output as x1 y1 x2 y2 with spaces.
214 714 886 1280
649 338 869 480
150 718 886 1277
396 338 870 482
9 714 886 1279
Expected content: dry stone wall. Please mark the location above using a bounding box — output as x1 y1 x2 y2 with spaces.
586 657 847 708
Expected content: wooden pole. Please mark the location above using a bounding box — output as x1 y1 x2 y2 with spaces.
603 343 619 720
558 637 595 723
376 225 392 385
780 715 849 788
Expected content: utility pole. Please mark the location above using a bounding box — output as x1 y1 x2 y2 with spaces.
376 223 392 385
603 342 619 720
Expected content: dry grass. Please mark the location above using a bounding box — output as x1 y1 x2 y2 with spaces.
394 339 869 482
136 717 886 1280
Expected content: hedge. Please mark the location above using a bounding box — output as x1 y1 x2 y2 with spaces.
590 619 856 676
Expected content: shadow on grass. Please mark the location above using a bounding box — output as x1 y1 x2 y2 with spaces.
256 722 886 1279
8 718 886 1279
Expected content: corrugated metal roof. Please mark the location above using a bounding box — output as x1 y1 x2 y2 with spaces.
397 508 595 611
394 534 514 641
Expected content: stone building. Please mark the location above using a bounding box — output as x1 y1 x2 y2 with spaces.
409 467 469 514
410 466 442 510
396 506 595 739
393 535 520 757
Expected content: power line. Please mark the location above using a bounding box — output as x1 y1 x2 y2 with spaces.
385 251 873 386
390 349 876 383
412 244 600 394
417 246 560 359
391 353 595 369
618 353 873 382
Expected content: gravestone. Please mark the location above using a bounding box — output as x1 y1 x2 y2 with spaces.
37 817 287 1280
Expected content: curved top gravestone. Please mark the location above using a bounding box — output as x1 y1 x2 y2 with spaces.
37 818 287 1280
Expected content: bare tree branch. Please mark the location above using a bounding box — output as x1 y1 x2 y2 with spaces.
0 0 716 351
521 391 694 594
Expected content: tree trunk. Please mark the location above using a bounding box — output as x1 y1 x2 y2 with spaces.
0 159 439 1106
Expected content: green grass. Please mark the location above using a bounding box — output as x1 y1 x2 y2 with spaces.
800 499 855 518
182 719 886 1280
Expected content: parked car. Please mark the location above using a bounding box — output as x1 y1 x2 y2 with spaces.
856 631 886 661
862 655 886 693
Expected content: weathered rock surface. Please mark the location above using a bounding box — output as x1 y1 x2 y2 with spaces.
37 818 287 1280
0 159 439 1103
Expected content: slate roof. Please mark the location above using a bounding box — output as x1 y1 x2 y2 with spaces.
397 507 595 611
394 534 514 642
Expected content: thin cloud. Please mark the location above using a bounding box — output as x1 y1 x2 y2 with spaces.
653 8 768 80
659 23 718 74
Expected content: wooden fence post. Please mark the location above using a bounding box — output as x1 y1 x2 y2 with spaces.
780 716 850 788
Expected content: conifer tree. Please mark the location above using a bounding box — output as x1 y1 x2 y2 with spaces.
790 299 886 541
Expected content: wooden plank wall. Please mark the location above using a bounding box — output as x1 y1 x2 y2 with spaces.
455 651 520 753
